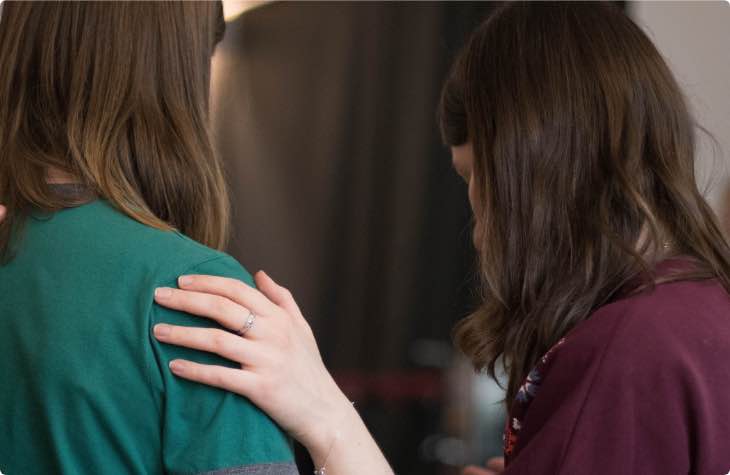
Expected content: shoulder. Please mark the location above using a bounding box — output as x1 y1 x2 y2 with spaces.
508 279 730 471
61 200 251 286
556 277 730 374
516 277 729 434
530 276 730 431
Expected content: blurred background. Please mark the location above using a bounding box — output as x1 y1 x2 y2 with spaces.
209 2 730 474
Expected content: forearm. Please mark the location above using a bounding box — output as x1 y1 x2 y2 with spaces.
307 399 393 475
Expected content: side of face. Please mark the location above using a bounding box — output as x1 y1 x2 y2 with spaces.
451 143 482 246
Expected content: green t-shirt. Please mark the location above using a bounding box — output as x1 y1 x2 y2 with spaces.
0 200 297 474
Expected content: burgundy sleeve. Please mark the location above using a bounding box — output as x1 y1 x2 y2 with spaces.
504 302 693 474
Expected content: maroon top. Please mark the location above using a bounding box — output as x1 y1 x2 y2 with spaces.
503 259 730 474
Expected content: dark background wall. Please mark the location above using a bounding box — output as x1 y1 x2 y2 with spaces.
212 3 493 473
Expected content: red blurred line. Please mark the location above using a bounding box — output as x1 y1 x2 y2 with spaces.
333 369 444 404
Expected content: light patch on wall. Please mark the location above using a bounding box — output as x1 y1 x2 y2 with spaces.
223 1 272 22
632 1 730 233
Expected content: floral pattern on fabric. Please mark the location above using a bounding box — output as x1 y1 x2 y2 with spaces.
515 368 541 403
503 337 566 465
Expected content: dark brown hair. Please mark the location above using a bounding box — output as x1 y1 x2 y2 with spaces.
0 1 228 260
440 2 730 406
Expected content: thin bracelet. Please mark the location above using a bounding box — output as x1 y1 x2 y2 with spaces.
313 401 355 475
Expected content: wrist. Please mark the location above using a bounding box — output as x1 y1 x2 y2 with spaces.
305 391 358 466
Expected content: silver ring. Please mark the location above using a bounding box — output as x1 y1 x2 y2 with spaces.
235 312 256 336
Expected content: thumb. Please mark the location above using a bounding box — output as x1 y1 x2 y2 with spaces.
0 205 7 223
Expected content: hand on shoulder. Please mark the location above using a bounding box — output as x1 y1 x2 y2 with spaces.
152 271 394 474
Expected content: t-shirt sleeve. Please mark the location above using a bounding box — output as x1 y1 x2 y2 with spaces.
504 312 693 475
147 255 298 475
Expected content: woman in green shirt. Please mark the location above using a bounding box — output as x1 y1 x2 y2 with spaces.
0 3 295 474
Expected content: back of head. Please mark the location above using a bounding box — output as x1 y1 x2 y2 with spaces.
0 1 229 259
440 1 730 405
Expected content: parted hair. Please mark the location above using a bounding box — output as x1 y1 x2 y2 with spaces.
439 2 730 407
0 1 229 260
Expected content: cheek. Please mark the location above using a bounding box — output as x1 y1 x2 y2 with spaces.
467 176 484 245
468 176 480 216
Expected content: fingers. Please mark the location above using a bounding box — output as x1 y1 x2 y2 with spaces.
154 287 258 334
153 323 255 364
168 359 259 397
0 205 6 223
176 275 278 317
461 457 504 475
486 457 505 471
254 271 302 317
461 466 498 475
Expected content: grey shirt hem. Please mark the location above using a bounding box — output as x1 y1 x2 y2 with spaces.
196 462 300 475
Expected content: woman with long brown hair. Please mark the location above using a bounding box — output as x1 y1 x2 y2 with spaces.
139 2 730 474
0 2 296 474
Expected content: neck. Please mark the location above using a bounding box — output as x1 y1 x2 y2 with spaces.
45 167 78 185
636 223 676 262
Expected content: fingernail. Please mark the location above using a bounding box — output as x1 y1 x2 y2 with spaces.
178 275 193 287
169 360 186 374
154 324 171 338
155 287 172 300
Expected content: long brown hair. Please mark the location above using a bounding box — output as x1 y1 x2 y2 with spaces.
440 2 730 406
0 1 229 260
